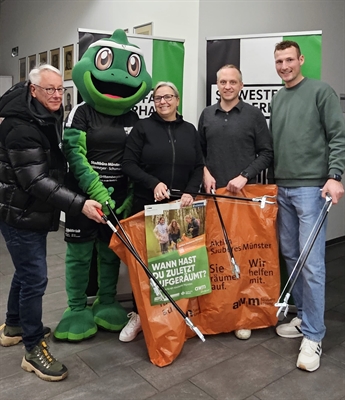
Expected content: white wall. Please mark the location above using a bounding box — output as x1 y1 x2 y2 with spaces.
0 0 344 240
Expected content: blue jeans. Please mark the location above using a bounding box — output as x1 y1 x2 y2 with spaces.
277 187 327 342
0 221 48 351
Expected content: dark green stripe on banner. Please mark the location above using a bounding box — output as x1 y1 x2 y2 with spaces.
206 39 241 106
283 35 322 80
152 40 185 112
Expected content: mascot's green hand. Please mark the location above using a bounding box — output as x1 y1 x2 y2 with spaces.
116 182 133 218
115 193 133 219
87 178 115 215
103 187 115 215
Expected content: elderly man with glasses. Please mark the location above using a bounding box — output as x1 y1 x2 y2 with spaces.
0 64 103 382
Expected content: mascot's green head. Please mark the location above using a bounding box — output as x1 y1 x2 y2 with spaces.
73 29 152 116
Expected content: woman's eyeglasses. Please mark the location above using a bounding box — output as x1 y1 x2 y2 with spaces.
153 94 176 103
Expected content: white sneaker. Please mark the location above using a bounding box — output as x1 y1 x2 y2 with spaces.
276 317 303 338
296 337 322 372
119 312 142 342
234 329 251 340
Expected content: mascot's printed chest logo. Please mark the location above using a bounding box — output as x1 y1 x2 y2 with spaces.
124 126 133 136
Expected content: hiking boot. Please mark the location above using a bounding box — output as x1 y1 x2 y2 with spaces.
0 324 51 347
234 329 251 340
276 317 303 338
119 312 142 342
296 337 322 372
21 339 68 381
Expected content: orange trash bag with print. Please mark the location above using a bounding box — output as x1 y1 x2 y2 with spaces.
109 184 280 366
109 211 190 367
185 184 280 338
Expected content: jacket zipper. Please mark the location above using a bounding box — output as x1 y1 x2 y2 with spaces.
167 125 176 190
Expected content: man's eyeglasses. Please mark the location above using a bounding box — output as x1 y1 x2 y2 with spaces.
153 94 176 103
34 85 66 95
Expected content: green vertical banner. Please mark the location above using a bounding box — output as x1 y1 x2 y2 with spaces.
152 40 185 113
284 35 322 80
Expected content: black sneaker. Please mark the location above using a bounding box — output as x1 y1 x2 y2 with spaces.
21 339 68 381
0 324 51 347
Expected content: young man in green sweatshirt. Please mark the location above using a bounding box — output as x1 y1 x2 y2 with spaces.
270 40 345 372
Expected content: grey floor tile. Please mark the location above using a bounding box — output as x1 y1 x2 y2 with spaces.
261 328 301 361
45 240 67 256
0 353 97 400
147 380 214 399
254 359 345 400
46 261 66 280
333 301 345 315
132 336 235 392
326 257 345 282
47 330 123 360
50 365 158 400
325 284 345 311
0 342 26 380
42 307 68 329
45 277 66 295
325 242 345 263
189 346 295 400
324 344 345 366
76 335 148 377
214 326 276 354
323 310 345 351
42 290 68 313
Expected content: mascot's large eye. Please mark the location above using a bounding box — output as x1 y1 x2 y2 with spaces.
95 47 113 70
127 54 141 77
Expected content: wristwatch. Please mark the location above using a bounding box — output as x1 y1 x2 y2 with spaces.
240 170 250 180
327 174 342 182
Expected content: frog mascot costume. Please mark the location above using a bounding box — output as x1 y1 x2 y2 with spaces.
54 29 152 341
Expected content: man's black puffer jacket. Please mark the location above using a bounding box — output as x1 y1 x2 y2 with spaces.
0 81 86 231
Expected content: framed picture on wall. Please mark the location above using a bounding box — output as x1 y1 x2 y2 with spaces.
28 54 36 74
39 51 48 65
63 86 73 120
19 58 26 82
50 48 60 70
133 22 152 35
63 44 73 80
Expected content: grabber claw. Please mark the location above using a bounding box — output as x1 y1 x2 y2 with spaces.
275 293 291 321
274 194 332 321
185 317 205 342
252 195 276 208
211 189 241 279
231 257 240 279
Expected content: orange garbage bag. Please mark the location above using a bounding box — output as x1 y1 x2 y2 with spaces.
109 211 190 367
109 184 280 366
185 185 280 338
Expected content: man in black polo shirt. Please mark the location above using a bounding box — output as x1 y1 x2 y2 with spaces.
198 64 273 340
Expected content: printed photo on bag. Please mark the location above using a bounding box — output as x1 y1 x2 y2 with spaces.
144 200 211 305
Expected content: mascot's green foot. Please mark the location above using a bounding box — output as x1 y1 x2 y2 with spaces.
54 307 98 342
92 299 128 331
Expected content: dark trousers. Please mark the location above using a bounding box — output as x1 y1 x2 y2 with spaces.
0 221 47 351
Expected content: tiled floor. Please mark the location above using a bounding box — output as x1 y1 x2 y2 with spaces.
0 227 344 400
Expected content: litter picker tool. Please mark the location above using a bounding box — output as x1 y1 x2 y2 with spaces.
275 194 332 320
211 189 240 278
170 189 276 209
96 205 206 342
